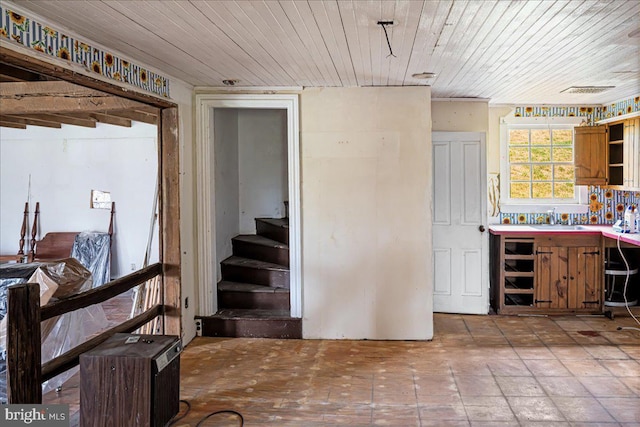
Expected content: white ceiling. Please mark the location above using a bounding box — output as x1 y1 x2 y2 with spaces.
10 0 640 104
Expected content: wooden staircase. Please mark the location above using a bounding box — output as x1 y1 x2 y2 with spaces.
198 213 301 338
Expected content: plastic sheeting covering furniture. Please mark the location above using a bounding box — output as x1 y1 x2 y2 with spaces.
0 259 108 403
71 231 111 288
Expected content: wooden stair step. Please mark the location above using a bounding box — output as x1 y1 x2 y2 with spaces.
198 309 301 338
218 281 289 293
217 281 289 310
221 256 289 288
232 234 288 249
232 234 289 267
221 256 288 271
255 218 289 245
214 309 292 319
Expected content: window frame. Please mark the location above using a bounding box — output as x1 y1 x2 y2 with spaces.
500 122 578 206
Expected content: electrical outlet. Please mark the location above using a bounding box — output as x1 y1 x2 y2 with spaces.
195 319 202 337
130 263 136 271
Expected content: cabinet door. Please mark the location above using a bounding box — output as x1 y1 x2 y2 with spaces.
535 246 568 308
624 118 640 189
568 246 602 309
574 126 607 185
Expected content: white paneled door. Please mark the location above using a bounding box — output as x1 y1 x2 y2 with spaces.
432 132 488 314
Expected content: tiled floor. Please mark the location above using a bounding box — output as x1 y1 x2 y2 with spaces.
46 313 640 426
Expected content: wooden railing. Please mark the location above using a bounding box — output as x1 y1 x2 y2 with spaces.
6 262 164 404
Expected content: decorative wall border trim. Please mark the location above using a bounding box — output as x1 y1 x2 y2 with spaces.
514 96 640 122
0 6 170 98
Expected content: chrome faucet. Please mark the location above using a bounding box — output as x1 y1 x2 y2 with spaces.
547 207 556 225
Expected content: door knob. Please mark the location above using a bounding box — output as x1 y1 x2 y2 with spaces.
478 225 486 232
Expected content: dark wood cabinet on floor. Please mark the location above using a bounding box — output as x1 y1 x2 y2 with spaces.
491 232 603 314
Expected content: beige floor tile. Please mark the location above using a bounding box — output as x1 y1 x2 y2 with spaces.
600 359 640 377
561 359 611 377
515 346 558 360
537 377 591 397
618 376 640 395
578 376 635 397
455 375 502 397
524 359 572 377
496 376 546 396
487 358 532 376
551 396 615 422
598 397 640 423
507 396 566 422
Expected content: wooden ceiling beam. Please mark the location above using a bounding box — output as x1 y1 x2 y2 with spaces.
0 63 43 82
0 80 154 114
1 114 62 128
77 113 132 127
1 47 175 109
107 109 158 125
20 113 97 128
0 121 27 129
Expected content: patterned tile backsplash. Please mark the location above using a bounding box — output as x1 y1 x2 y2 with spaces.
500 186 640 225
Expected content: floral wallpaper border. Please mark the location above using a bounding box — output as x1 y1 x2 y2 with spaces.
500 186 640 225
0 7 169 98
514 96 640 123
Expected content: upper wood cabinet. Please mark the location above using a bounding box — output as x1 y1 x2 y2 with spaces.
574 125 607 186
574 119 640 190
623 118 640 189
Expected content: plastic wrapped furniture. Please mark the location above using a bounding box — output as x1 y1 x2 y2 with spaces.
0 258 108 402
71 231 111 288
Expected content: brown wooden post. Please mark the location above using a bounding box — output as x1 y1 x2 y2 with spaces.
160 107 181 336
7 283 42 404
18 202 28 256
28 202 39 262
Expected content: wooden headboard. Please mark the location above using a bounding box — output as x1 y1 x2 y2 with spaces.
32 232 78 261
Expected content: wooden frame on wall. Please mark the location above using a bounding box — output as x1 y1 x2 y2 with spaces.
0 45 182 335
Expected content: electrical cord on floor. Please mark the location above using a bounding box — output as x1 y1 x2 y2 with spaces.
169 399 244 426
616 234 640 332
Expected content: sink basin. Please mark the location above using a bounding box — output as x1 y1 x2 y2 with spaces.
530 224 589 231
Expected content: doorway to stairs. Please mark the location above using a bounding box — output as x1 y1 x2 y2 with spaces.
195 94 301 322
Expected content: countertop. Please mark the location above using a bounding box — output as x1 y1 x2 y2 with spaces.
489 224 640 247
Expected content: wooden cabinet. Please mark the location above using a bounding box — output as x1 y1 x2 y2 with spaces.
574 125 607 185
608 122 624 186
574 119 640 189
491 235 535 313
623 118 640 189
535 242 602 311
491 233 603 314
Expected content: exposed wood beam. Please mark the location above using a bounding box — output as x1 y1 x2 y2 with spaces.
78 112 132 127
1 115 61 128
20 113 97 128
0 63 43 82
0 121 26 129
1 47 174 109
1 81 153 114
108 109 158 125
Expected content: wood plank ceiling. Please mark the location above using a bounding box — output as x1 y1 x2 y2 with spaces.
6 0 640 105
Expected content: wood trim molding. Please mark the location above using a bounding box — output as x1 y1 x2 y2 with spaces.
160 107 182 335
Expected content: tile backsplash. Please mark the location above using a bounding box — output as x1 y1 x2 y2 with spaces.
499 186 640 225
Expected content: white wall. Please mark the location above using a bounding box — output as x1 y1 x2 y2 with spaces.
300 87 433 340
238 109 288 232
0 122 158 278
214 109 239 279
